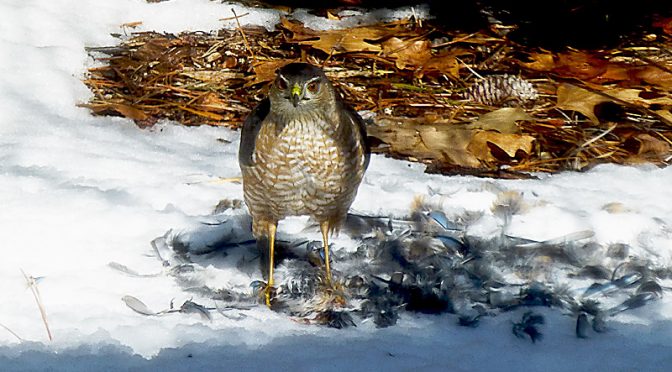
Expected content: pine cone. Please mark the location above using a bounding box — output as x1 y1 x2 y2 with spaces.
465 75 538 106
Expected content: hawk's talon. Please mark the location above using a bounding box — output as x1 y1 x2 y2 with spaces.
251 280 276 308
263 284 275 307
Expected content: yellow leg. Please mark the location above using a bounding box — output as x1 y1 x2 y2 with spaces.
265 222 277 307
320 221 332 285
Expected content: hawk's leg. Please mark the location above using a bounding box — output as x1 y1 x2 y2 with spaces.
265 222 277 307
320 221 332 285
319 220 347 307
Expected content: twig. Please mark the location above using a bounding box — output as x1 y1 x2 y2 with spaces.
411 7 422 28
219 12 249 22
432 32 479 48
653 130 672 146
632 53 672 75
21 269 52 341
554 107 575 123
321 49 335 68
0 322 23 342
579 124 617 149
476 42 508 71
509 156 579 170
231 8 256 63
456 57 483 80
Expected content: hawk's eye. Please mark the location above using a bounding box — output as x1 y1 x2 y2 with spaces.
277 78 288 90
306 81 319 94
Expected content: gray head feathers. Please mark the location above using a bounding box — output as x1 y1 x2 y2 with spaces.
269 62 337 117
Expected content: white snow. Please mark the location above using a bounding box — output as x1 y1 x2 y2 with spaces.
1 0 671 371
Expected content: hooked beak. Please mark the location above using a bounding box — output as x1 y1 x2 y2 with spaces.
290 83 301 107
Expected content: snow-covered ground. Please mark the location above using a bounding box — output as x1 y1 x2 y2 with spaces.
1 0 671 370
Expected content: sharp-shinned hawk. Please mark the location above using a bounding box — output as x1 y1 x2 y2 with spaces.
238 62 369 307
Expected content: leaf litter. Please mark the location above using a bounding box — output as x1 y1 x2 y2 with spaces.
82 14 672 176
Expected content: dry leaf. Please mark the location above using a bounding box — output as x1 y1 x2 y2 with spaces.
653 17 672 36
280 18 392 54
553 51 607 80
368 118 481 168
592 64 672 89
654 109 672 124
418 126 481 168
520 50 672 88
468 131 535 164
419 50 463 78
382 37 432 69
556 84 611 124
367 119 422 151
305 31 382 54
624 133 671 157
369 116 535 169
521 51 618 82
246 59 294 86
602 87 672 107
593 63 630 83
634 66 672 90
519 52 555 71
468 107 533 134
326 11 340 21
105 103 148 121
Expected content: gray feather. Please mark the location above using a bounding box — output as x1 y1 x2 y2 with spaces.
339 102 370 171
238 98 270 167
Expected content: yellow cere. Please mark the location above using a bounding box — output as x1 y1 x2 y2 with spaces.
291 83 302 97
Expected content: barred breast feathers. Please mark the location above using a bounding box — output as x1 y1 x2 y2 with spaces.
239 91 368 230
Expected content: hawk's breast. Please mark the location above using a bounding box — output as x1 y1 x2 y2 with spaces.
242 114 365 222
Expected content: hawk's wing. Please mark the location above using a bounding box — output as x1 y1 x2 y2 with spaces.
238 98 270 167
341 104 371 171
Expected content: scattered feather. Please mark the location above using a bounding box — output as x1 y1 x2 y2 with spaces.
636 281 663 297
108 262 161 278
122 295 157 316
569 265 612 280
608 293 659 316
314 310 356 329
514 230 595 249
427 210 459 230
180 300 213 321
576 313 590 339
512 311 544 343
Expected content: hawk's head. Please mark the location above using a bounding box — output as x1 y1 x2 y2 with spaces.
269 62 336 114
